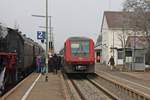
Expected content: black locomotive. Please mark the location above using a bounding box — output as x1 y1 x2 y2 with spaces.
0 25 44 94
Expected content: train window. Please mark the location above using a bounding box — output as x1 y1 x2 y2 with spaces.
71 41 89 57
71 43 79 48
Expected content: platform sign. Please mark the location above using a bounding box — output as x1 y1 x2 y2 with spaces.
37 31 45 40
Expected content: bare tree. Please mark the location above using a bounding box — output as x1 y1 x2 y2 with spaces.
123 0 150 65
123 0 150 41
116 11 132 70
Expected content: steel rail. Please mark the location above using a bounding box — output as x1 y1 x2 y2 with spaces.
62 73 82 100
87 76 118 100
88 73 150 100
69 78 86 100
66 74 113 100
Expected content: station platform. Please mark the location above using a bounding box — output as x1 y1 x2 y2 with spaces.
123 72 150 81
25 72 66 100
95 64 150 88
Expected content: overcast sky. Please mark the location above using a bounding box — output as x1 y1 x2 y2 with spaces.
0 0 124 52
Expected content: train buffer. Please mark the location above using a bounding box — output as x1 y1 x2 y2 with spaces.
2 72 66 100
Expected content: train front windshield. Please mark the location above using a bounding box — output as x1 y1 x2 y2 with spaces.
71 41 89 57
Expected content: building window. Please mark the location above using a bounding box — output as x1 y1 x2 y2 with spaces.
126 51 132 57
118 51 123 59
135 57 144 63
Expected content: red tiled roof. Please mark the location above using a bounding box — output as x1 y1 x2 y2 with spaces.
104 11 150 30
103 11 150 29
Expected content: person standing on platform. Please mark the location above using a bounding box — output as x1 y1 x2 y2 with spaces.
40 54 46 74
36 56 40 73
108 56 115 70
57 56 62 70
52 54 58 74
48 53 53 72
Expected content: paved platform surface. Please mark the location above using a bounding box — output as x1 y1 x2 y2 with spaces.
123 72 150 81
3 73 39 100
96 64 150 87
96 64 150 96
26 72 66 100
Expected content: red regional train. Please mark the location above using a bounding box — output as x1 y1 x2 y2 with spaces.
63 37 95 73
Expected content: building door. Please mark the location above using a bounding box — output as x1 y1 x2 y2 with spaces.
96 51 101 63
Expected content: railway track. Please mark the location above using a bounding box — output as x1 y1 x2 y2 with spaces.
63 73 112 100
87 72 150 100
62 73 82 100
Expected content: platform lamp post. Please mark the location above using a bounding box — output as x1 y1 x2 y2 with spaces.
45 0 48 81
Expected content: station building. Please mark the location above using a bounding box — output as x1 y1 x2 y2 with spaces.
95 11 150 70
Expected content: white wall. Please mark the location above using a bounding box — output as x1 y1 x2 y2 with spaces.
101 16 109 64
100 15 146 65
101 16 130 65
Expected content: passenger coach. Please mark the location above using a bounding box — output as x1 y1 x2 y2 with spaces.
64 37 95 73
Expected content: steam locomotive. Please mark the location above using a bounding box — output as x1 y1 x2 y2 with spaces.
0 26 44 94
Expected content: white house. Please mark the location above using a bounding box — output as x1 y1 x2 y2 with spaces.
98 11 136 65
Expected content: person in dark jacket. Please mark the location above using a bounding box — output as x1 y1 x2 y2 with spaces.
108 56 115 70
52 54 58 74
48 55 53 72
57 56 62 70
36 56 40 73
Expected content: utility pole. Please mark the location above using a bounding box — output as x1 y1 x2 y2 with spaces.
38 16 53 53
51 27 54 52
113 31 114 57
49 16 53 53
108 0 111 10
132 31 136 71
45 0 49 81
